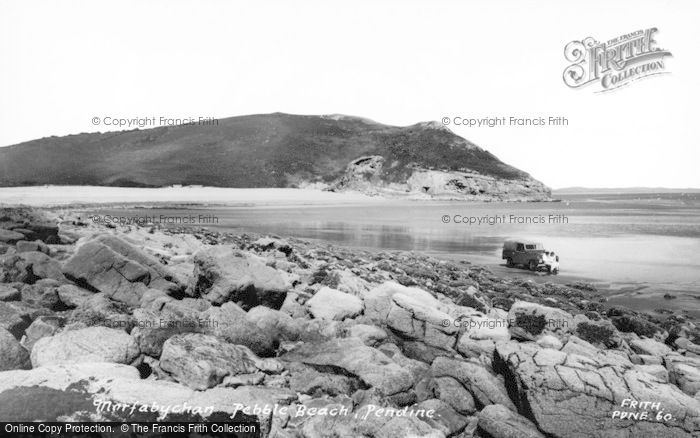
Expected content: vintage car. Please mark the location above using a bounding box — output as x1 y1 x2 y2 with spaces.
502 240 559 274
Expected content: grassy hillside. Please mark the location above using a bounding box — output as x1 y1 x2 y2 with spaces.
0 113 534 188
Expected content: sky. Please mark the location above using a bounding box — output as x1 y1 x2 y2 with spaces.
0 0 698 189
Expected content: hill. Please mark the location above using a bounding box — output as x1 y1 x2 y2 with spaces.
0 113 550 200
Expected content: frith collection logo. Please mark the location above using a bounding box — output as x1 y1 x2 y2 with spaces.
563 28 672 92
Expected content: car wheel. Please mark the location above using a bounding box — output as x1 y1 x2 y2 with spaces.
506 258 513 267
553 268 559 275
529 260 537 271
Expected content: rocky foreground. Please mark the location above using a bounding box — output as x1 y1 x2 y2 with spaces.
0 207 699 437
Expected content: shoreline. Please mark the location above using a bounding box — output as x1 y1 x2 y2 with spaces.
0 185 563 208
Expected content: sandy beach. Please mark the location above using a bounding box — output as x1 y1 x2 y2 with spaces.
0 185 387 207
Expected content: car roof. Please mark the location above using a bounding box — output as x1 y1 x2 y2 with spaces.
505 240 543 245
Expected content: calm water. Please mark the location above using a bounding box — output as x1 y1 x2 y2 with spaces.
93 192 700 320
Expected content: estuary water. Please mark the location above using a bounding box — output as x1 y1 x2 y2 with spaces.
93 192 700 320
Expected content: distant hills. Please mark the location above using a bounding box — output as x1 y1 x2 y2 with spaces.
554 187 700 194
0 113 551 200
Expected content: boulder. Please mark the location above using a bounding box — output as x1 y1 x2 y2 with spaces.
31 326 140 367
630 338 673 357
201 302 277 356
160 333 283 390
130 303 207 357
306 286 363 320
0 327 30 371
66 293 134 331
459 315 510 342
633 364 669 382
414 399 469 436
0 252 65 283
0 301 33 338
364 281 446 323
287 362 362 397
21 315 63 352
0 229 25 244
387 293 458 351
56 284 94 308
16 240 50 254
281 338 414 396
431 357 515 411
494 341 700 437
665 354 700 396
0 284 20 301
20 279 64 310
62 235 180 306
246 306 302 343
322 269 370 296
536 334 563 350
189 246 287 308
348 324 388 347
430 376 477 415
477 404 544 438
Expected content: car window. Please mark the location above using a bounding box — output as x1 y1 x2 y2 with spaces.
525 244 536 250
516 244 524 251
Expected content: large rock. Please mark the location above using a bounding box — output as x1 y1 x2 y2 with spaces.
0 301 33 339
322 268 370 296
0 284 20 302
414 399 469 436
31 326 139 367
201 302 278 356
189 246 287 308
20 279 63 309
21 315 63 352
282 337 414 396
287 362 362 396
16 240 50 254
431 357 516 411
389 294 457 348
477 404 544 438
66 293 134 331
364 281 447 323
0 328 30 371
160 333 282 390
665 354 700 396
306 286 363 320
494 341 700 437
429 376 477 415
130 302 208 357
0 229 25 244
56 284 94 308
0 251 66 283
630 338 673 357
62 235 180 306
246 305 303 343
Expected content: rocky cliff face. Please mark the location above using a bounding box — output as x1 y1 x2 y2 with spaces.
326 155 551 201
0 113 551 201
